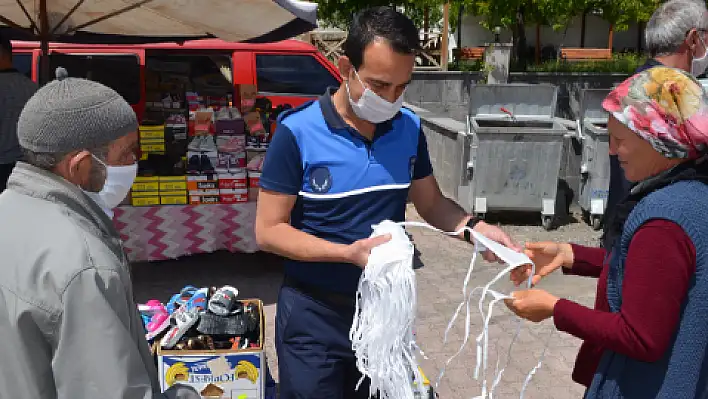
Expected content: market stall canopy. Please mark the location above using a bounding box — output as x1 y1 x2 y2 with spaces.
0 0 317 44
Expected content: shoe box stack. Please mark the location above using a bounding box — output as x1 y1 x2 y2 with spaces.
186 106 249 205
215 107 249 204
131 120 190 206
139 286 275 399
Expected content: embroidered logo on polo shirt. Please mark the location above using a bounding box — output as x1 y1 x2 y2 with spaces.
409 156 417 179
310 166 333 193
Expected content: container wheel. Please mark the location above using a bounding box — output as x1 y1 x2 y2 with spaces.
542 216 554 231
591 215 603 231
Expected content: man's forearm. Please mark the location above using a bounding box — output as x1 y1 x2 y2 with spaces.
418 195 472 238
256 223 353 264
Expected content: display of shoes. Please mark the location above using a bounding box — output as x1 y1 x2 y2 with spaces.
140 284 261 354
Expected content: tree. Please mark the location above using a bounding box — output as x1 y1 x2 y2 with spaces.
458 0 579 67
592 0 660 49
315 0 446 29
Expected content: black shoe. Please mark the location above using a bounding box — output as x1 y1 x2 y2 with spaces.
187 155 201 175
200 154 215 174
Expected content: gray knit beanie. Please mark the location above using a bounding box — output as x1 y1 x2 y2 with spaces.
17 67 138 153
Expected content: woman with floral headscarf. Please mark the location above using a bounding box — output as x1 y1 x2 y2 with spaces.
505 67 708 399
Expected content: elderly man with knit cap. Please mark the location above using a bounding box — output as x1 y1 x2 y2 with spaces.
0 68 200 399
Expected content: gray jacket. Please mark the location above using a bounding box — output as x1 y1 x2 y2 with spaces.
0 163 199 399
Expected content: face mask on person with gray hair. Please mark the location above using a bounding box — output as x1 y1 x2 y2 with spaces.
691 29 708 77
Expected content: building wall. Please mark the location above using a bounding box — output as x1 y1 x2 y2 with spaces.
459 13 644 51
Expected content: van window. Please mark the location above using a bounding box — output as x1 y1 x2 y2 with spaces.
44 54 141 104
256 54 339 96
12 54 32 79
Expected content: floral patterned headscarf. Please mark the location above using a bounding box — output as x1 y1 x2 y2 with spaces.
602 67 708 159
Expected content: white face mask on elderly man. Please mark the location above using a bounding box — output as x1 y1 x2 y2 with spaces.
691 33 708 77
83 154 138 218
346 69 405 124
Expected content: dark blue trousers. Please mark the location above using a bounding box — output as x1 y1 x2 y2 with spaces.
275 284 373 399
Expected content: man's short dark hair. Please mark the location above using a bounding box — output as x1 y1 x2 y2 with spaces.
0 33 12 57
343 7 420 70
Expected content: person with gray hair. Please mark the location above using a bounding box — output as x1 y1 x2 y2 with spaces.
0 32 37 193
0 68 200 399
603 0 708 247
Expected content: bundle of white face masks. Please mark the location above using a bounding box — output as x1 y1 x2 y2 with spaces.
351 220 551 399
350 220 426 399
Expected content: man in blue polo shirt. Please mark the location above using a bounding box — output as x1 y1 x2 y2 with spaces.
255 7 518 398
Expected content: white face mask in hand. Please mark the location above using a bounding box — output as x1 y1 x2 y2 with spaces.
84 154 138 218
346 69 405 124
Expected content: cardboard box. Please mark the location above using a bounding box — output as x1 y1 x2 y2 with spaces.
159 176 188 191
133 176 160 192
220 189 248 204
189 189 220 196
187 175 219 191
238 84 257 113
218 172 247 190
140 128 166 140
131 191 160 206
158 299 265 399
248 172 261 189
160 191 188 205
141 139 167 153
189 194 221 205
243 112 266 137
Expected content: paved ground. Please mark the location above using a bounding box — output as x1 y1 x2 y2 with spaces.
131 204 602 398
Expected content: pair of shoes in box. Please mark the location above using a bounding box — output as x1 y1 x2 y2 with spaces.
187 154 215 175
188 135 217 152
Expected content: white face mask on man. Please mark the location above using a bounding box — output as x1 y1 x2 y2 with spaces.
691 32 708 77
84 154 138 218
346 69 405 124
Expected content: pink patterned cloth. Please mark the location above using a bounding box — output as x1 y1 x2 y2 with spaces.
113 203 259 262
602 67 708 159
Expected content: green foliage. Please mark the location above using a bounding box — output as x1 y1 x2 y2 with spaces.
456 0 661 32
527 52 647 73
315 0 446 30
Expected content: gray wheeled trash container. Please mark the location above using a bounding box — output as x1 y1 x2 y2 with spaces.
462 83 569 230
577 88 611 230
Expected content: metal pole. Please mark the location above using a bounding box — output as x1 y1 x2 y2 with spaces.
39 0 50 84
441 1 450 70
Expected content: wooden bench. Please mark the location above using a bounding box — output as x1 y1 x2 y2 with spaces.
457 47 486 61
560 48 612 62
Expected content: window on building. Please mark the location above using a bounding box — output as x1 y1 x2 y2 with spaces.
256 54 339 96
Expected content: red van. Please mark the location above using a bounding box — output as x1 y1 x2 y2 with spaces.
10 39 342 121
